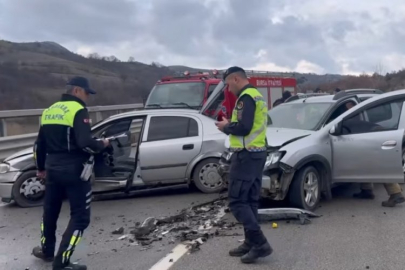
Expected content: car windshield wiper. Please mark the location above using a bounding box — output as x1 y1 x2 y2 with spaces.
146 103 163 108
172 102 194 109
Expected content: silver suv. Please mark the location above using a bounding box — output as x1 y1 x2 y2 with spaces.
218 89 405 210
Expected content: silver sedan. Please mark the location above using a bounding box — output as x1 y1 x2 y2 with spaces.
0 109 226 207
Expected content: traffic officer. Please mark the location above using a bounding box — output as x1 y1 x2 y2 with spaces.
32 77 109 270
216 67 272 264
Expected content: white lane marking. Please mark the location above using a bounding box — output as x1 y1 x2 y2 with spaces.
149 243 189 270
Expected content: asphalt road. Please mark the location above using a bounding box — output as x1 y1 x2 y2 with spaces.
1 183 405 270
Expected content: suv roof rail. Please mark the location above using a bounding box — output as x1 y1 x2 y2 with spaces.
333 89 383 100
285 92 331 103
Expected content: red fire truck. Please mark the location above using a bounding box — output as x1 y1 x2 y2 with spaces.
145 70 297 120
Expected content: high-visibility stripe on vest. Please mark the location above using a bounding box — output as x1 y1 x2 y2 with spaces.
41 101 84 127
229 87 267 152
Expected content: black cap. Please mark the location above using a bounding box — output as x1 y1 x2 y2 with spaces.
335 88 341 92
66 76 96 94
223 66 245 80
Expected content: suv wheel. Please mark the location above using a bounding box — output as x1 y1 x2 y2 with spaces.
289 165 321 211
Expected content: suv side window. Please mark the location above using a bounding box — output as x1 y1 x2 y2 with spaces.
147 116 199 141
325 99 358 125
341 100 403 134
366 103 392 123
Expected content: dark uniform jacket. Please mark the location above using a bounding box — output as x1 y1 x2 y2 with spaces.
223 84 256 136
34 94 105 173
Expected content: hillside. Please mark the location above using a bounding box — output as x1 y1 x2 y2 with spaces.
2 40 405 111
0 40 175 110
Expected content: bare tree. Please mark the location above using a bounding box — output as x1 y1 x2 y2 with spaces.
88 52 101 59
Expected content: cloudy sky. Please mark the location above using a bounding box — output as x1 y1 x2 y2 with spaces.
1 0 405 75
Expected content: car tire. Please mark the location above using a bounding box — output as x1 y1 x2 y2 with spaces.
288 165 321 211
192 158 224 193
12 171 45 208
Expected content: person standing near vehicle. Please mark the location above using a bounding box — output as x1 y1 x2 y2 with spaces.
215 67 272 264
354 183 405 207
32 76 109 270
272 90 291 107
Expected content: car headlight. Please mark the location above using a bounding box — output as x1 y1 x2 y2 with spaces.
221 150 233 162
0 163 10 174
264 151 285 170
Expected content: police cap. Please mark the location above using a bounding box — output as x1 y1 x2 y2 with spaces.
223 66 246 80
67 76 96 94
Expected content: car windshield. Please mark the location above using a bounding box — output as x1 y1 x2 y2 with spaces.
146 82 206 108
268 102 333 130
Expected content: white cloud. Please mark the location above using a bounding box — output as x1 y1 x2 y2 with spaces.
1 0 405 74
295 60 325 74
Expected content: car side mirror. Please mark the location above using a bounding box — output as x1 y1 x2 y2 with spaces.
329 122 341 136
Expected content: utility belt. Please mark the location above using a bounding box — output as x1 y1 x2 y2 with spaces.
80 155 94 182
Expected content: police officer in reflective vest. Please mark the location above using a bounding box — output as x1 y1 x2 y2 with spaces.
216 67 272 264
32 77 109 270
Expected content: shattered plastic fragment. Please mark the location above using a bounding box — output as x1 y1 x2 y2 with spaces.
258 208 321 225
111 227 124 235
118 235 129 240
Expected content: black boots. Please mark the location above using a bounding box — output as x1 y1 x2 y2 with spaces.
229 229 273 264
32 246 54 262
382 193 405 207
353 189 375 199
241 241 273 264
229 229 251 257
229 242 251 257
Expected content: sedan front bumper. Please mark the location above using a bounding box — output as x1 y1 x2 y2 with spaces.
0 171 20 202
0 183 13 202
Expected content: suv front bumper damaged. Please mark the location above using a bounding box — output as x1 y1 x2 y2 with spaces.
217 150 296 201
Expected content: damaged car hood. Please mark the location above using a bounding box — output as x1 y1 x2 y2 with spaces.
265 127 314 147
4 147 33 162
224 127 314 148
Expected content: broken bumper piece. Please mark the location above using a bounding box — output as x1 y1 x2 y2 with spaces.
258 208 321 225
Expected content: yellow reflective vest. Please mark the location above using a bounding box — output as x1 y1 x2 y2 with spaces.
41 101 84 127
229 87 267 152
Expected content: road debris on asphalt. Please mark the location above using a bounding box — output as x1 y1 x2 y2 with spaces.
111 227 124 235
101 198 321 253
116 196 233 252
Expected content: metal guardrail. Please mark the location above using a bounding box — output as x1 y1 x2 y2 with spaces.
0 133 37 160
0 103 144 160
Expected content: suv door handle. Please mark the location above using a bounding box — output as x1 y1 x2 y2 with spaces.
382 140 397 149
183 144 194 150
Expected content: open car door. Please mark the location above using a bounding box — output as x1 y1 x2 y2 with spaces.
91 117 145 193
200 81 227 120
330 96 405 184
